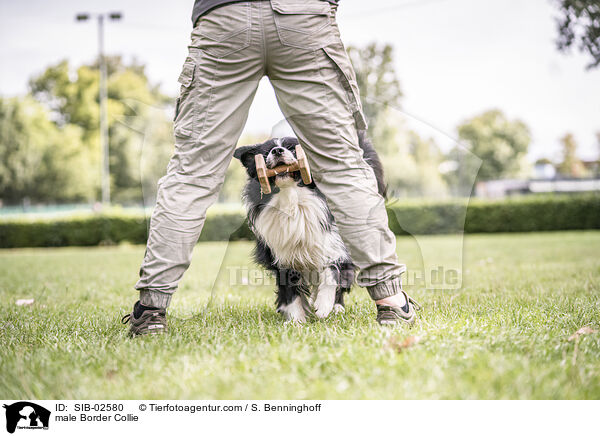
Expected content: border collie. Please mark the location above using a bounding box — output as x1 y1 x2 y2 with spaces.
233 132 386 322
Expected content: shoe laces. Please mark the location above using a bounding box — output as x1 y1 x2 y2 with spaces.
400 290 422 311
408 296 422 311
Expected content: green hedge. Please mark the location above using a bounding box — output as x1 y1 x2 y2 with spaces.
386 194 600 235
0 211 253 248
1 194 598 248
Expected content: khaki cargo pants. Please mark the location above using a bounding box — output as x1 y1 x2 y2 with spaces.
135 0 406 308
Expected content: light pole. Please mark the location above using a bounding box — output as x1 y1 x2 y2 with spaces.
76 12 123 205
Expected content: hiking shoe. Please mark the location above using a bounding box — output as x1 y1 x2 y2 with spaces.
376 291 422 327
121 301 167 336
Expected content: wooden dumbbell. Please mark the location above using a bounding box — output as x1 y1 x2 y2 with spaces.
254 144 312 194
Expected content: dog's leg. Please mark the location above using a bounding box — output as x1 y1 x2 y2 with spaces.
278 296 307 323
333 260 354 314
255 241 307 322
275 269 308 323
312 267 337 318
333 287 350 314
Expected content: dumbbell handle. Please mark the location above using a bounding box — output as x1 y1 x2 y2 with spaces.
264 163 301 177
254 144 312 195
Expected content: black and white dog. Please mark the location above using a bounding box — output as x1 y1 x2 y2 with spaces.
233 132 386 322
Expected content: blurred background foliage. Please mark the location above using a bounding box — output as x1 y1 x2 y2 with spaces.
0 40 597 207
1 56 175 205
554 0 600 70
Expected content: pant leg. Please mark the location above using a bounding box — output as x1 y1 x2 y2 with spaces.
136 2 264 308
263 0 405 300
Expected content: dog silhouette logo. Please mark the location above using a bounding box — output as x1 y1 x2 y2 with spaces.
2 402 50 433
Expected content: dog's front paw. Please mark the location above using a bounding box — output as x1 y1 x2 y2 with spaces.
313 271 337 318
283 318 305 325
277 297 307 323
332 303 345 314
313 295 335 318
283 312 307 323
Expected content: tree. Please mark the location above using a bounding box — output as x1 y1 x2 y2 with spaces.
369 108 448 197
0 97 93 204
594 131 600 176
409 131 448 197
596 131 600 167
347 43 450 197
553 0 600 69
28 57 171 203
557 133 586 177
455 110 530 181
347 43 403 131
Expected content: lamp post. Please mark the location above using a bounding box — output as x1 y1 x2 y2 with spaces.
76 12 123 205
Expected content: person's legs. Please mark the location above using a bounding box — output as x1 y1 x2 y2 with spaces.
134 2 264 309
263 0 413 319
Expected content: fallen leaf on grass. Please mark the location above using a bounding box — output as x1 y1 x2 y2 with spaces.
568 326 598 341
387 336 421 353
15 299 34 306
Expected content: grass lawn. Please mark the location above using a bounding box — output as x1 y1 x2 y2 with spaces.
1 231 599 399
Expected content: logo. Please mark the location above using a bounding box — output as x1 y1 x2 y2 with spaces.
2 402 50 434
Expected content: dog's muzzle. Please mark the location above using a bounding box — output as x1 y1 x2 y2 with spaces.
266 147 297 170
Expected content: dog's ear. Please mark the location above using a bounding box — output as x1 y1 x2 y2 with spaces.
233 144 261 168
281 136 299 150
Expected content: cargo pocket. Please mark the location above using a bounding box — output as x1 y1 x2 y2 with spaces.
173 55 196 138
323 43 368 130
192 2 251 58
270 0 333 49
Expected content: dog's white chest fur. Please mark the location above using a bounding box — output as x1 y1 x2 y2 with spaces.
253 180 346 271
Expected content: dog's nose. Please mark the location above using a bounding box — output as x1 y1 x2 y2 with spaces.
272 147 285 156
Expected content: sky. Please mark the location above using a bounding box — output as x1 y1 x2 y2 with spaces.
1 0 599 162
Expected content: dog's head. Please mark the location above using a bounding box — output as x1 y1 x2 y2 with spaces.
233 137 304 189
